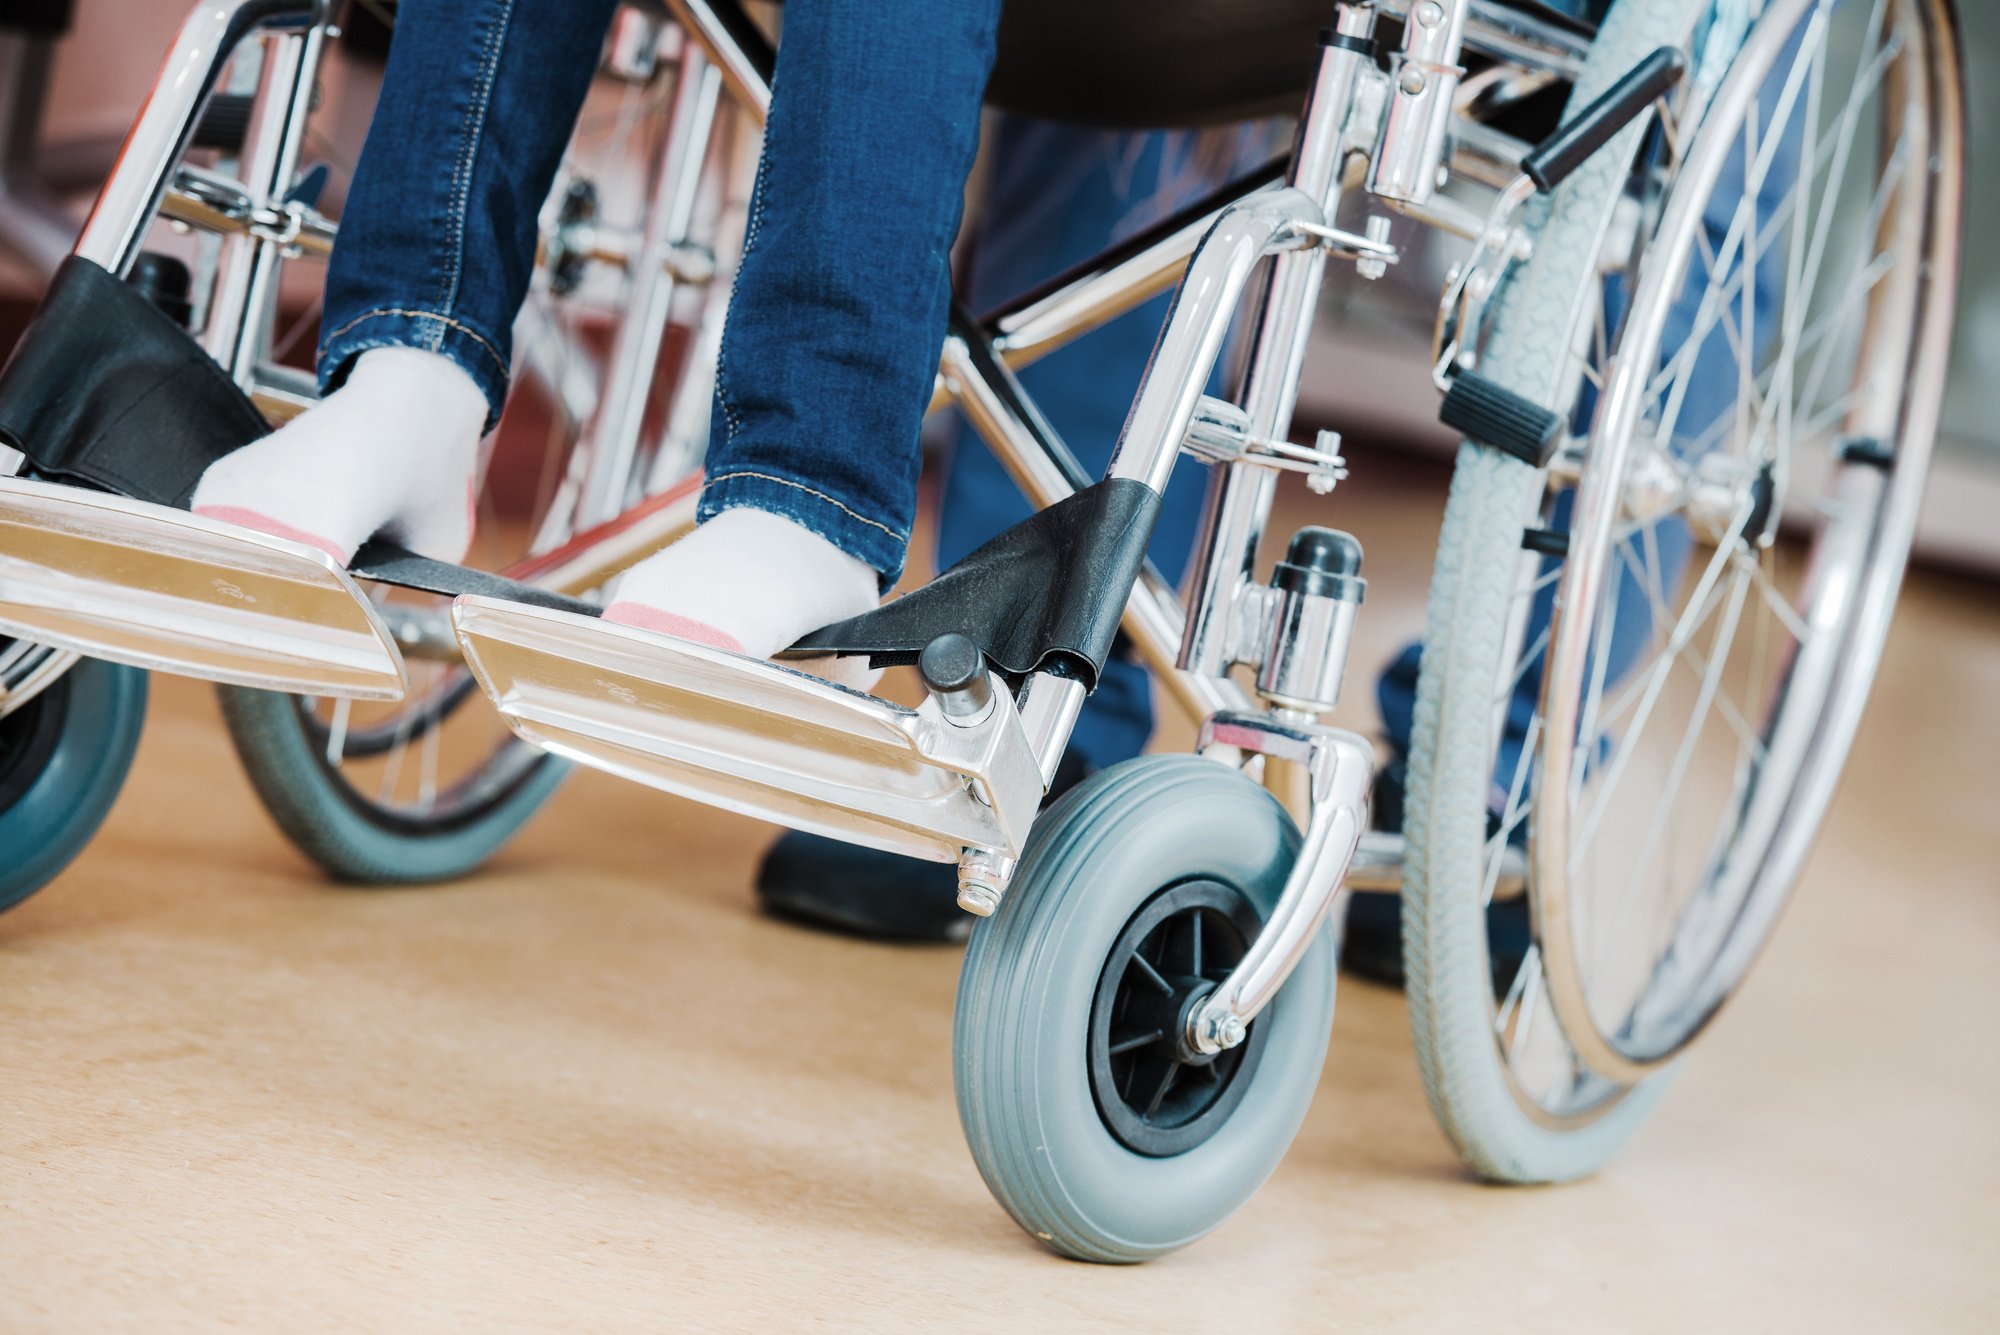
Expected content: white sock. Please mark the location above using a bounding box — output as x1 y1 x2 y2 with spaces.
604 506 880 664
191 346 488 564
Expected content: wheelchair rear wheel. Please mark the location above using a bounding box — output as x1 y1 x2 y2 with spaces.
1404 0 1961 1181
0 650 146 911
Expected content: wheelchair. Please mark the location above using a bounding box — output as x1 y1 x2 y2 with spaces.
0 0 1964 1261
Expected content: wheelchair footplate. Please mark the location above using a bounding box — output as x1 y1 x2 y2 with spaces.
451 595 1046 861
0 475 411 700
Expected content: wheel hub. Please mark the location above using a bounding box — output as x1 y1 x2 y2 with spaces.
1088 879 1270 1157
0 668 66 812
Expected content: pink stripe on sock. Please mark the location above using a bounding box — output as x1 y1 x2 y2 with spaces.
194 505 353 564
601 601 745 654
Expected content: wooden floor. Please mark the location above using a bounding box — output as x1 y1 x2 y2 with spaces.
4 463 1997 1331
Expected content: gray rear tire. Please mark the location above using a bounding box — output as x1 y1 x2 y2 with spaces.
1401 0 1713 1182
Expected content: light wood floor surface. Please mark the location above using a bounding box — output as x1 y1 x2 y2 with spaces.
4 471 1996 1331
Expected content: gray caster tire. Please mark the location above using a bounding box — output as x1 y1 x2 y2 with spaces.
954 754 1338 1263
0 657 147 911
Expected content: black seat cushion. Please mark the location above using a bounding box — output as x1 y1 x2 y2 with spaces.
985 0 1604 128
986 0 1328 127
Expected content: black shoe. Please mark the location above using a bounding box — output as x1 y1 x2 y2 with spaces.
1340 755 1531 991
754 752 1095 943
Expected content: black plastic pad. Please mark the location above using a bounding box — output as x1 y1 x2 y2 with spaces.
788 478 1161 691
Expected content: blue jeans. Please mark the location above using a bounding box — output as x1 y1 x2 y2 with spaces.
322 0 1001 585
320 0 622 432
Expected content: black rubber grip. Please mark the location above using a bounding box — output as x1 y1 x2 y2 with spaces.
1839 437 1895 470
1522 46 1686 193
1441 371 1563 468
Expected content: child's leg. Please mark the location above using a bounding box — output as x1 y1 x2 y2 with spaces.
604 0 1003 658
193 0 621 563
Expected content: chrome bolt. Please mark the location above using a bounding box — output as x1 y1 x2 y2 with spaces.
1415 0 1445 26
1192 1004 1249 1053
957 847 1015 917
1355 215 1393 281
1399 66 1428 96
1309 429 1347 495
957 879 1001 916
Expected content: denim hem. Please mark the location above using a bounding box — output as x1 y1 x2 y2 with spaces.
698 470 908 588
317 307 511 431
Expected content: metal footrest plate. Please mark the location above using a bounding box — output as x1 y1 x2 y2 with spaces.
0 476 410 699
452 595 1043 862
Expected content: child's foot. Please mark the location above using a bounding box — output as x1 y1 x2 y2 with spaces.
604 507 880 673
191 346 488 565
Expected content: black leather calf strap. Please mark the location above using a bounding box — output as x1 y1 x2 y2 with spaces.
0 255 268 508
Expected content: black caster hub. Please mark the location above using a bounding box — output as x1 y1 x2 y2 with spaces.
1089 879 1270 1156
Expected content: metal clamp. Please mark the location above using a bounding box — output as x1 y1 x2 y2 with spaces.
542 179 719 294
74 0 333 279
1289 217 1401 271
1180 395 1349 495
1368 0 1473 204
161 163 337 258
1189 711 1374 1053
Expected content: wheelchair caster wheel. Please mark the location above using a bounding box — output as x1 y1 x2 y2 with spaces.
954 754 1337 1263
0 656 146 912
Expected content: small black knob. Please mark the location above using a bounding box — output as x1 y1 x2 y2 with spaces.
125 252 193 329
920 633 992 719
1272 526 1365 603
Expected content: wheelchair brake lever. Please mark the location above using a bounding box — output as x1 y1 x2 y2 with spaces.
1423 46 1688 467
